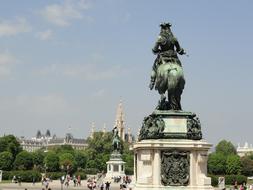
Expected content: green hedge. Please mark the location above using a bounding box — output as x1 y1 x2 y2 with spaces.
2 171 11 180
225 175 247 185
208 175 218 187
208 175 247 186
46 172 86 180
84 168 99 175
74 172 87 180
46 172 65 180
2 170 41 182
125 167 134 175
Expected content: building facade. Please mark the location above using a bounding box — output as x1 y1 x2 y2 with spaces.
237 142 253 157
19 130 87 152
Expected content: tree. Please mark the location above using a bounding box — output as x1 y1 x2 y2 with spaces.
44 151 59 172
215 140 236 156
86 132 113 155
84 132 113 172
226 155 242 174
0 135 22 159
59 153 77 174
122 142 134 175
207 153 226 175
52 145 75 155
0 151 13 171
241 156 253 176
32 150 45 171
74 151 87 170
14 151 34 170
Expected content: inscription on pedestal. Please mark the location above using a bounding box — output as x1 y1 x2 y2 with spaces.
161 150 190 186
163 117 187 133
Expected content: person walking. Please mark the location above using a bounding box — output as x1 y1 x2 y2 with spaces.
105 181 111 190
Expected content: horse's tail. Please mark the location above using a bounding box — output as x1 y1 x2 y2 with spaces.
155 63 184 93
167 68 179 92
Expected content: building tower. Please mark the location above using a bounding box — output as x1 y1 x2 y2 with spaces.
102 123 106 134
90 122 95 139
114 100 125 141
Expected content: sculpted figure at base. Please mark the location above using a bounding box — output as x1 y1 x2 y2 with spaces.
149 22 186 110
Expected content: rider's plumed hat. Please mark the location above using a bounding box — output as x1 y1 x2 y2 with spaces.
160 22 172 28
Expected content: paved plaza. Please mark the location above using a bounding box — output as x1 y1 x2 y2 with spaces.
0 180 122 190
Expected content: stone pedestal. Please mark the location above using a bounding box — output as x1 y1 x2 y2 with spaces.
134 139 213 190
134 111 214 190
105 151 126 180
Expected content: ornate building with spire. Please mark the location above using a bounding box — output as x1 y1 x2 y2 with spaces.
114 100 126 141
89 101 135 143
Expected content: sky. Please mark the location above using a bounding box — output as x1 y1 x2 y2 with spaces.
0 0 253 147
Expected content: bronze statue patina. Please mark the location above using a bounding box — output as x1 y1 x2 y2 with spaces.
149 22 186 110
138 22 202 141
112 126 121 152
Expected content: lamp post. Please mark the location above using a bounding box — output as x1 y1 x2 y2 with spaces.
60 165 64 190
44 163 47 179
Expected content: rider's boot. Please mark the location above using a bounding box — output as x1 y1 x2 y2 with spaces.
149 76 156 90
149 80 155 90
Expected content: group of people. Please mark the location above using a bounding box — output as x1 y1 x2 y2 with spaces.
98 181 111 190
120 176 132 190
12 175 21 185
233 181 253 190
87 177 111 190
60 174 82 187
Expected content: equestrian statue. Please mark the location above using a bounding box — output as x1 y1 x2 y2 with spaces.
112 126 121 152
149 22 187 110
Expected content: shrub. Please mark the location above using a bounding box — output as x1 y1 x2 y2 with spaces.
225 175 247 185
125 167 134 175
74 172 87 180
46 172 65 180
84 168 99 175
208 175 218 187
6 170 41 182
2 171 11 180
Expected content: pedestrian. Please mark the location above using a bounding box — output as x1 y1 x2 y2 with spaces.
32 176 35 185
100 182 104 190
18 176 21 186
77 175 81 186
105 181 111 190
234 181 238 190
73 175 77 187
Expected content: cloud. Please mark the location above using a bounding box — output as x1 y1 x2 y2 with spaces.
36 29 53 41
0 51 17 77
38 63 123 81
40 0 91 27
0 18 31 37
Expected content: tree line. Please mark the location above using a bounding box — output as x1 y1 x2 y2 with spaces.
0 132 134 176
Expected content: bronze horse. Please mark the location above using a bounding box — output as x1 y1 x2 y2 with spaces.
155 59 185 110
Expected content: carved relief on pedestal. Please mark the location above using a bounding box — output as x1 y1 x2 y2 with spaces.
161 150 190 186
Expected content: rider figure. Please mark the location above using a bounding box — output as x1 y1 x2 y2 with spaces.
149 22 186 90
112 127 120 151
